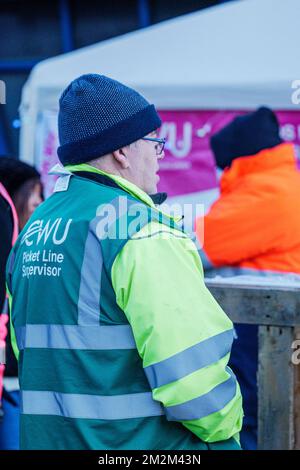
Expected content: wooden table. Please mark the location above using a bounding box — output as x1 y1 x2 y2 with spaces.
206 277 300 450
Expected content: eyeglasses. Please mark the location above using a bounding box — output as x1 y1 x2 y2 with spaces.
142 137 166 155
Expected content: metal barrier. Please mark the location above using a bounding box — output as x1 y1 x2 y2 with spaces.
206 277 300 450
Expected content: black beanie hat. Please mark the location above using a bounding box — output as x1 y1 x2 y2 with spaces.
0 156 40 197
210 107 283 170
57 74 161 165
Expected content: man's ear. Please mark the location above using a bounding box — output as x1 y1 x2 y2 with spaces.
112 147 130 169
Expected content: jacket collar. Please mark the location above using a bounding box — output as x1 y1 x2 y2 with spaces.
220 143 296 193
50 163 178 222
65 163 156 208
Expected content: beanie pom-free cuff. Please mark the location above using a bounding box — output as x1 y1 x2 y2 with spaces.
57 105 161 165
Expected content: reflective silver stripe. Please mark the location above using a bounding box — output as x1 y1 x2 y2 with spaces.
3 377 19 391
144 329 234 389
0 345 5 365
48 164 72 176
15 324 136 350
77 218 103 326
165 368 237 421
77 197 131 326
0 311 7 364
21 390 164 420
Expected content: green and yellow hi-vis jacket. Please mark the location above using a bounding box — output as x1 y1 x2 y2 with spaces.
6 163 243 450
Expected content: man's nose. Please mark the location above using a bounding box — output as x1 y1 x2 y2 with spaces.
158 150 165 160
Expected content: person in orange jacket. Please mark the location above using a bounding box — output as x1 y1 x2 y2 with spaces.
196 107 300 449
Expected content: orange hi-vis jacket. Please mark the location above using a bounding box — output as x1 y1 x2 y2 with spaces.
196 143 300 274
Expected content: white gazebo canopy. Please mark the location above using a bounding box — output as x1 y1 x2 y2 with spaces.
20 0 300 163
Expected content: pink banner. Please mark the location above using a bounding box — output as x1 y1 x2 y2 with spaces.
35 111 60 198
36 110 300 198
157 110 300 197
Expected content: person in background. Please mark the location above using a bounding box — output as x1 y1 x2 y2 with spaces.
0 156 43 450
195 106 300 449
0 157 43 230
0 181 18 437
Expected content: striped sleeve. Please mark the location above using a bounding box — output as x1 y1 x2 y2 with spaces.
5 283 19 361
111 221 243 443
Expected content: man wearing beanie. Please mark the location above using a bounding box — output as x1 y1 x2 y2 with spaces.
196 106 300 449
7 74 242 450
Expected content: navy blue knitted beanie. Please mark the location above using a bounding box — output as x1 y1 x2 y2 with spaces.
57 74 161 165
210 107 283 170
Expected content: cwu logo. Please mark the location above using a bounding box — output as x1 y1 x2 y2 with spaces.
21 218 72 247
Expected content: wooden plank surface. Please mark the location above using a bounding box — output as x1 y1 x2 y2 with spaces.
205 279 300 449
257 325 294 449
206 280 300 326
293 327 300 449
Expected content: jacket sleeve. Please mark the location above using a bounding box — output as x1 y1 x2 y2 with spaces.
6 287 18 361
111 221 243 443
5 248 19 361
196 190 285 267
